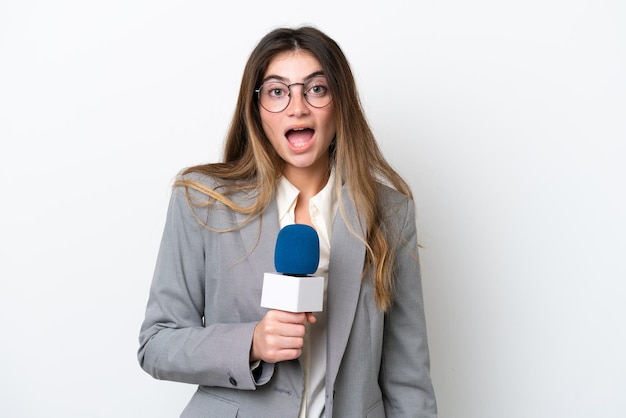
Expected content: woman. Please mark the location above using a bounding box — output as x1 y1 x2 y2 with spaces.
138 26 437 418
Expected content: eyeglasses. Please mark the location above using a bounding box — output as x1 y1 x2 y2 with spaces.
255 76 332 113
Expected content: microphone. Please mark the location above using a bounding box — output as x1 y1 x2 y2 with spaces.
260 224 325 312
274 224 320 275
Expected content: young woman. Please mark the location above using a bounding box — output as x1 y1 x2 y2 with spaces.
138 26 437 418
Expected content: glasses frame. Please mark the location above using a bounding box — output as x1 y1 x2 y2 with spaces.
254 79 332 113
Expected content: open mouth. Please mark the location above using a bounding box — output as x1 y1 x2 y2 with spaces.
285 128 315 149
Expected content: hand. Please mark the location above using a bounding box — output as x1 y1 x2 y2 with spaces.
250 310 317 363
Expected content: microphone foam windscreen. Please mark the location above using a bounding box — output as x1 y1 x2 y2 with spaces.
274 224 320 275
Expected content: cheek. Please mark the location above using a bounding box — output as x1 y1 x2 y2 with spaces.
260 114 281 138
322 106 335 129
260 118 283 153
322 114 336 139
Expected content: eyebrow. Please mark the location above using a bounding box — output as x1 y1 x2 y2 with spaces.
261 70 326 84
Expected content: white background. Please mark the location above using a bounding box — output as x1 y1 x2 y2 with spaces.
1 1 624 417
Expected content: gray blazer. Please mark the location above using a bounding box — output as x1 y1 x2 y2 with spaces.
138 174 437 418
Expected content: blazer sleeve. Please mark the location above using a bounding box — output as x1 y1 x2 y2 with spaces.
137 185 274 390
380 198 438 417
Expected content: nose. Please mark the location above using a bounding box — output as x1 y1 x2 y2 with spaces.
286 84 310 117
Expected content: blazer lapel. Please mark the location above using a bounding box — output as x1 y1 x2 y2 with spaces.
326 189 366 387
234 197 280 278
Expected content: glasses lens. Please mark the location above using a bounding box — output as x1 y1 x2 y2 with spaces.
303 77 331 109
258 82 290 112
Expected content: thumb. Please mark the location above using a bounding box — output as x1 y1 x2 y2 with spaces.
305 312 317 324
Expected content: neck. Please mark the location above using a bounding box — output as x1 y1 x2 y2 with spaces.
282 164 330 199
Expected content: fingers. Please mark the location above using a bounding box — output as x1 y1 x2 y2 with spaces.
250 310 314 364
305 312 317 324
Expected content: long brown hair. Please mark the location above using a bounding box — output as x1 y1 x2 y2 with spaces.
176 26 413 311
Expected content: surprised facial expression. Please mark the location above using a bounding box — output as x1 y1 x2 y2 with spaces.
258 51 336 178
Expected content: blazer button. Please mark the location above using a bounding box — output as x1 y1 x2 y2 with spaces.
229 377 238 387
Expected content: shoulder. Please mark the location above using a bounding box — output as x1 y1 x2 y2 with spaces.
376 182 414 211
165 171 235 231
374 182 417 235
168 171 220 210
174 169 255 200
176 169 221 190
377 181 409 200
171 168 260 224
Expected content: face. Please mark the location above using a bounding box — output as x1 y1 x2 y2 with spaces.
258 50 336 179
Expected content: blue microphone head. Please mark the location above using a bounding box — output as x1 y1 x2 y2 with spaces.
274 224 320 276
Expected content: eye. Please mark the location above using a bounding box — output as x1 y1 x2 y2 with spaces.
263 82 289 99
305 79 329 97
